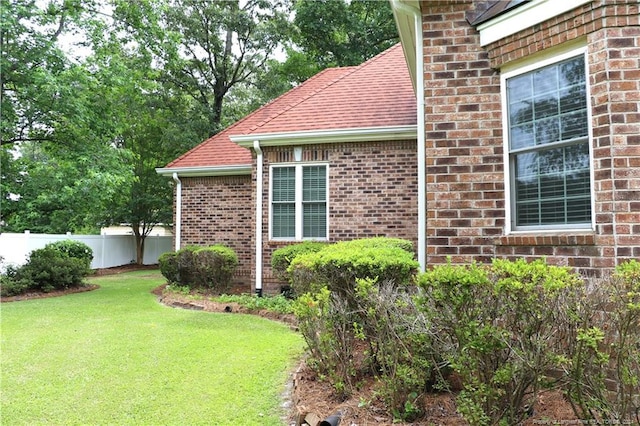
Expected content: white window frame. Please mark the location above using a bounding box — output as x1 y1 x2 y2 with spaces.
269 162 329 241
501 45 596 234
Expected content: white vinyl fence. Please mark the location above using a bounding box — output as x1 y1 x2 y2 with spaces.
0 232 173 270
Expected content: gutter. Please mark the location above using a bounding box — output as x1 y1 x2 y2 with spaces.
172 173 182 251
156 165 251 177
253 140 263 296
231 125 417 147
391 0 426 272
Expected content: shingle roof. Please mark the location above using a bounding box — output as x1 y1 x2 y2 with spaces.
467 0 530 26
165 43 415 170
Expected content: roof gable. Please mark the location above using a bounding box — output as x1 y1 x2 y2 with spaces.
163 43 415 171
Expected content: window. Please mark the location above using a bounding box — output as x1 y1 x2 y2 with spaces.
504 51 592 231
270 164 328 240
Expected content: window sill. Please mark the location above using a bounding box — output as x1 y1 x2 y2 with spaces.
495 232 595 246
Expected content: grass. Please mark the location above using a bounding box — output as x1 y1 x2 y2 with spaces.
0 270 304 425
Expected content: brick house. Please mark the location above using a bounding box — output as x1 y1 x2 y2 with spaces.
159 0 639 294
157 44 419 294
392 0 639 277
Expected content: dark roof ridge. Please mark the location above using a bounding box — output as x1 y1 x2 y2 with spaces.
248 43 403 133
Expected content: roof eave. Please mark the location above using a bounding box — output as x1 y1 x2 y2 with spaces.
231 125 418 148
476 0 592 46
156 164 252 177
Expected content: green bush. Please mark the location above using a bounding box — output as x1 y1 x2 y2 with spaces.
271 241 327 283
158 251 179 284
565 259 640 423
288 237 418 297
293 286 358 399
176 245 200 287
290 238 427 413
17 246 90 292
292 278 437 417
161 245 238 294
0 264 31 297
192 245 238 294
45 240 93 270
353 278 436 422
418 258 583 426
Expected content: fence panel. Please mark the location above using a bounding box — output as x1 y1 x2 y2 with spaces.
0 232 173 269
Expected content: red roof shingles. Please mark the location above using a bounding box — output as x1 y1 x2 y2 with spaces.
166 43 415 169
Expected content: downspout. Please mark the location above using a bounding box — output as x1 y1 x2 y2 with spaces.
172 173 182 251
392 0 426 272
253 140 263 296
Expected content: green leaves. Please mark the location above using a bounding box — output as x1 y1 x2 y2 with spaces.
291 0 398 69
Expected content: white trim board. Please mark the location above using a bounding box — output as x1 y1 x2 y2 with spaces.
477 0 592 46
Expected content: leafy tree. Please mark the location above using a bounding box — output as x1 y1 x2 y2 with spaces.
283 0 399 82
84 33 209 263
0 0 98 145
112 0 292 136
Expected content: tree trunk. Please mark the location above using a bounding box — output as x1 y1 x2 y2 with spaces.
132 223 145 265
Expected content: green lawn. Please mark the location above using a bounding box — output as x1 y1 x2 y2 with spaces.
0 270 304 425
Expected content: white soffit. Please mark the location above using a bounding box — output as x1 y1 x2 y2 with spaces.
477 0 592 46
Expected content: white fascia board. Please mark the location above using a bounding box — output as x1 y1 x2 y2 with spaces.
477 0 592 46
391 0 420 92
231 125 418 148
155 165 252 177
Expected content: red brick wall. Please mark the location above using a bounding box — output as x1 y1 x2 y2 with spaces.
176 175 254 290
421 0 640 276
421 0 505 266
259 141 419 293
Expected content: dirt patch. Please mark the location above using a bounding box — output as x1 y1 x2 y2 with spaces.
289 362 578 426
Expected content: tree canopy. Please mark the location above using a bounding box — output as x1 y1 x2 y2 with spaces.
1 0 399 263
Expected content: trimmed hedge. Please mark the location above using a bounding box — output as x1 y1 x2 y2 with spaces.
271 241 328 282
159 245 238 294
192 245 238 294
288 237 418 296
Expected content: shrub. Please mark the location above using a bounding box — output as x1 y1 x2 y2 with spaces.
293 278 438 417
565 259 640 423
0 264 31 297
271 241 327 283
192 245 238 294
353 278 437 422
293 286 359 399
289 237 427 414
45 240 93 270
162 245 238 294
17 246 89 292
288 237 418 297
176 245 200 287
158 251 179 284
418 258 583 426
